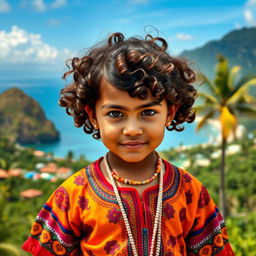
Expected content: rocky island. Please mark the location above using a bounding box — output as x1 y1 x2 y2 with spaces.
0 87 60 144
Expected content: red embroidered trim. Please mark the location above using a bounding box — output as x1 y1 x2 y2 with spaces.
216 242 235 256
22 237 55 256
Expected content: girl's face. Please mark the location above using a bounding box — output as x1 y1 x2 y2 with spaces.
89 79 177 163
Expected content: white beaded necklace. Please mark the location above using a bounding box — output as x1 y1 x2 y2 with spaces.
103 153 163 256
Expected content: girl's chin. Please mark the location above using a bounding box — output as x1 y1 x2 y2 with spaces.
109 151 156 163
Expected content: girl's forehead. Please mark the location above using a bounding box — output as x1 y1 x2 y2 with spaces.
99 79 149 101
99 79 131 98
97 79 167 108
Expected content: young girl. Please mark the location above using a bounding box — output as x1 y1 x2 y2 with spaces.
22 33 235 256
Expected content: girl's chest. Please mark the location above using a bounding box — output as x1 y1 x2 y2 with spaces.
79 186 188 256
117 178 160 198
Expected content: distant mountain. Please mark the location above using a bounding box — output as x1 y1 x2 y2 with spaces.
180 27 256 78
0 88 60 144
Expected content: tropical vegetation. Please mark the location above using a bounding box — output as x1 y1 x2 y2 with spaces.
195 55 256 217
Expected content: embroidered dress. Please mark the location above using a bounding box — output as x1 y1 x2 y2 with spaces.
22 157 235 256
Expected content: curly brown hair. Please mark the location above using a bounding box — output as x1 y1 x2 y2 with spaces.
59 32 197 139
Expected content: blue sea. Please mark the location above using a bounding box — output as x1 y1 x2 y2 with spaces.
0 78 213 161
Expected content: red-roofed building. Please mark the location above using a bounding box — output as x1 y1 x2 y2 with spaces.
33 150 45 157
56 167 72 179
20 189 43 198
40 162 57 173
0 169 9 179
9 168 22 177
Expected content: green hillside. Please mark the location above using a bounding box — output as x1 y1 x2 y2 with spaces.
180 27 256 78
0 88 60 144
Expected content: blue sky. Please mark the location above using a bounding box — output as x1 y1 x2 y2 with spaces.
0 0 256 80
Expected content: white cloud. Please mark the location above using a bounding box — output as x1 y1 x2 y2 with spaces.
0 0 11 12
0 26 74 63
245 0 256 26
50 0 67 9
244 9 254 24
32 0 46 12
23 0 67 12
247 0 256 5
176 33 193 41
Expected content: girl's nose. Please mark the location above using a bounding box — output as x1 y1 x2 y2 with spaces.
123 120 143 136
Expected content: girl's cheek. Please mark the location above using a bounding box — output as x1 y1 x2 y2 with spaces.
101 122 121 132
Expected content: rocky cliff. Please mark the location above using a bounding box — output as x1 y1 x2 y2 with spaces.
0 87 60 144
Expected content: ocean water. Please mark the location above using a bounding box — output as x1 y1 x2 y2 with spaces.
0 78 212 161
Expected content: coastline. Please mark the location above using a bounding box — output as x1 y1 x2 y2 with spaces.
0 78 213 161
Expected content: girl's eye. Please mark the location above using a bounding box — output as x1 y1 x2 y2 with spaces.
141 109 157 116
107 111 123 118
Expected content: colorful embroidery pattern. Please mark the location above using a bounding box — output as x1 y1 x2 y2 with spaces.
186 208 230 255
198 186 211 208
167 235 176 248
74 175 86 186
163 203 176 219
22 159 234 256
179 207 187 222
185 190 193 204
87 161 143 254
28 205 80 255
104 240 121 255
183 173 192 183
55 186 70 212
77 195 90 210
107 208 122 224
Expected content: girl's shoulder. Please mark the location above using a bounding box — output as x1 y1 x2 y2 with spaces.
164 159 205 194
56 159 99 195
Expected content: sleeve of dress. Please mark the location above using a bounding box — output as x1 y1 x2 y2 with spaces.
186 184 235 256
22 170 86 256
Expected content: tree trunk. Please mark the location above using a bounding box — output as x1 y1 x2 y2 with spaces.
220 137 226 218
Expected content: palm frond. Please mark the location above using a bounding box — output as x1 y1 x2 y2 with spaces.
242 94 256 104
228 65 241 90
197 92 218 103
196 72 217 95
236 73 256 87
214 55 229 97
196 110 215 131
235 105 256 118
228 78 256 104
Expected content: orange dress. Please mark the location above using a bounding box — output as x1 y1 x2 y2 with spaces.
22 158 235 255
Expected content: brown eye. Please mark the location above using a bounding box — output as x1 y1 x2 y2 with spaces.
107 111 123 118
141 109 157 116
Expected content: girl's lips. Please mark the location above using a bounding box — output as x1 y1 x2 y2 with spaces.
120 141 146 149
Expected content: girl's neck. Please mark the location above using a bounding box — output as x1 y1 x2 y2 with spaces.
107 151 158 180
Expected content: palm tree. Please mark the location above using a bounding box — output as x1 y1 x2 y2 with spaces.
196 55 256 218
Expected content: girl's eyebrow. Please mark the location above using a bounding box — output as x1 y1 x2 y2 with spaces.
101 102 162 110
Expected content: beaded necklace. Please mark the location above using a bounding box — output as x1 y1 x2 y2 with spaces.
111 157 161 185
103 153 163 256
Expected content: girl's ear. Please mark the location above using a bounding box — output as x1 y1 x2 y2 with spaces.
85 105 99 129
166 104 179 126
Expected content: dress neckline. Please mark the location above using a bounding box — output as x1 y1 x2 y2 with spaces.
93 157 173 195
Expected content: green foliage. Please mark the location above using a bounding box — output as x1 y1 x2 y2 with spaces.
0 184 28 256
0 87 59 144
227 214 256 256
161 132 256 254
